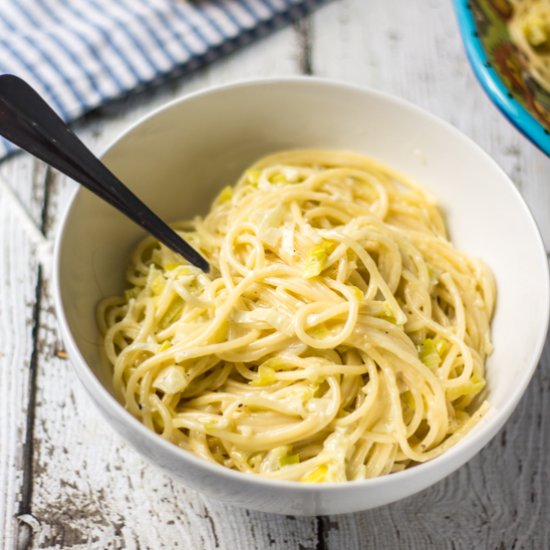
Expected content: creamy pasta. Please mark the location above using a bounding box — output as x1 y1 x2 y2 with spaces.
98 150 495 482
509 0 550 92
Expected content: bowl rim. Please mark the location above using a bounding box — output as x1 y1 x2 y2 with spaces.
453 0 550 156
52 76 550 493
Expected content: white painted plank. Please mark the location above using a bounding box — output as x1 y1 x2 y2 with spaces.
0 183 40 549
0 157 47 230
312 0 550 250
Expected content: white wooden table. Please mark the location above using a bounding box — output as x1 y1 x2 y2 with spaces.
1 1 549 548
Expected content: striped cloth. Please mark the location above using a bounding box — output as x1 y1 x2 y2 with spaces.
0 0 325 159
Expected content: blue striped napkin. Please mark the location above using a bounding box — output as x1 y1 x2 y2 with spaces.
0 0 325 159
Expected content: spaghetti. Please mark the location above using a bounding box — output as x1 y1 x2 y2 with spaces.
509 0 550 92
98 150 495 482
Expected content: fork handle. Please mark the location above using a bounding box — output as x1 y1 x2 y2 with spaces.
0 74 210 273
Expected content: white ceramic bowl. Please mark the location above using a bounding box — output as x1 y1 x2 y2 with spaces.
53 78 550 516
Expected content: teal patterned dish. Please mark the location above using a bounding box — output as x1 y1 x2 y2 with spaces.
454 0 550 155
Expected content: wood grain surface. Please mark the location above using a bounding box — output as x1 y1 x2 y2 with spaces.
1 1 549 548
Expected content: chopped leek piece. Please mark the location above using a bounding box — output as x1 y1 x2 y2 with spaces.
176 266 193 277
261 357 286 371
447 373 486 401
158 340 171 352
153 365 187 394
246 169 261 186
261 446 298 470
151 275 165 296
280 453 300 466
350 285 364 301
434 337 448 358
309 324 332 339
303 240 335 278
417 338 441 369
159 298 184 329
379 301 399 324
261 227 281 247
202 419 217 432
301 464 328 482
271 173 287 185
256 204 284 244
164 263 181 271
250 364 277 386
216 185 234 204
